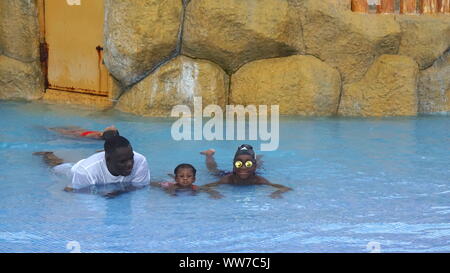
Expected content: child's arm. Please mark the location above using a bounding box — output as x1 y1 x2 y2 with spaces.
202 181 222 188
198 186 224 199
202 176 231 188
150 182 163 187
150 182 177 196
258 177 293 199
163 185 178 196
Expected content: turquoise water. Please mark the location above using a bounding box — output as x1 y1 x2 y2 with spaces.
0 100 449 253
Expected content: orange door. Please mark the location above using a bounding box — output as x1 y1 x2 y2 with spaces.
44 0 109 96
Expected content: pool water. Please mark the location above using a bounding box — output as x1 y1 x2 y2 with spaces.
0 101 449 253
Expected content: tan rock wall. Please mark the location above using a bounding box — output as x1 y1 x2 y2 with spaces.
397 15 450 69
115 55 229 117
0 55 43 100
418 50 450 113
230 55 341 116
338 55 419 116
0 0 43 100
1 0 449 116
0 0 40 62
300 0 402 84
182 0 304 74
104 0 183 87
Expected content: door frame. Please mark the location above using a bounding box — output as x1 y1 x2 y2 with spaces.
36 0 112 98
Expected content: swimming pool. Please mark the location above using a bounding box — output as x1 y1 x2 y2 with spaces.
0 101 449 253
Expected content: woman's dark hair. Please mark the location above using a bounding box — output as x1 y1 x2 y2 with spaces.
102 129 120 141
234 144 255 160
174 163 197 176
104 135 131 154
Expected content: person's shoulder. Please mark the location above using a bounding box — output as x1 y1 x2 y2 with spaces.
254 175 270 184
74 152 105 170
132 151 147 161
219 174 233 183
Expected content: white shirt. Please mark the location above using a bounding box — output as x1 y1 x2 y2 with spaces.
69 151 150 189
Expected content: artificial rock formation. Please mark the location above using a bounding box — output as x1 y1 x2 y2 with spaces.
104 0 183 87
339 55 419 117
1 0 450 117
331 0 351 10
300 0 401 84
230 55 341 116
182 0 304 74
0 0 43 100
418 50 450 113
0 55 43 100
0 0 40 62
397 15 450 70
115 55 229 117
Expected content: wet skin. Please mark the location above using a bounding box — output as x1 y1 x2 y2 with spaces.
174 168 196 188
150 168 223 199
203 154 293 198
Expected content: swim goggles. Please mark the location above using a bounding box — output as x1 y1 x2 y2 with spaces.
234 160 255 169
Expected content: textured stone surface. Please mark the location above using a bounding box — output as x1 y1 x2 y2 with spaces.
0 0 40 62
418 50 450 113
397 15 450 69
335 0 351 10
104 0 183 87
339 55 419 117
0 56 43 100
182 0 304 74
301 0 401 84
230 55 341 116
115 55 229 117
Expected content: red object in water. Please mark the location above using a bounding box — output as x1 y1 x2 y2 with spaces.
80 131 99 137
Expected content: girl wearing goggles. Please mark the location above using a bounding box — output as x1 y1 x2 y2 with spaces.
201 144 292 199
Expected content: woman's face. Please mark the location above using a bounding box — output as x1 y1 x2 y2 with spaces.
233 154 256 179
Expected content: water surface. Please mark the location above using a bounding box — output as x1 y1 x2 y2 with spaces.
0 101 449 252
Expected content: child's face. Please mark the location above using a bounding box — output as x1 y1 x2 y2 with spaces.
233 154 257 180
175 168 196 187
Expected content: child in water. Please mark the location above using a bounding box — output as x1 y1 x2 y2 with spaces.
48 125 119 140
151 164 223 199
33 126 121 167
201 144 292 199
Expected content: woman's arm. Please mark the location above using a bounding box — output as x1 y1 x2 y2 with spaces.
202 177 230 188
258 177 293 199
